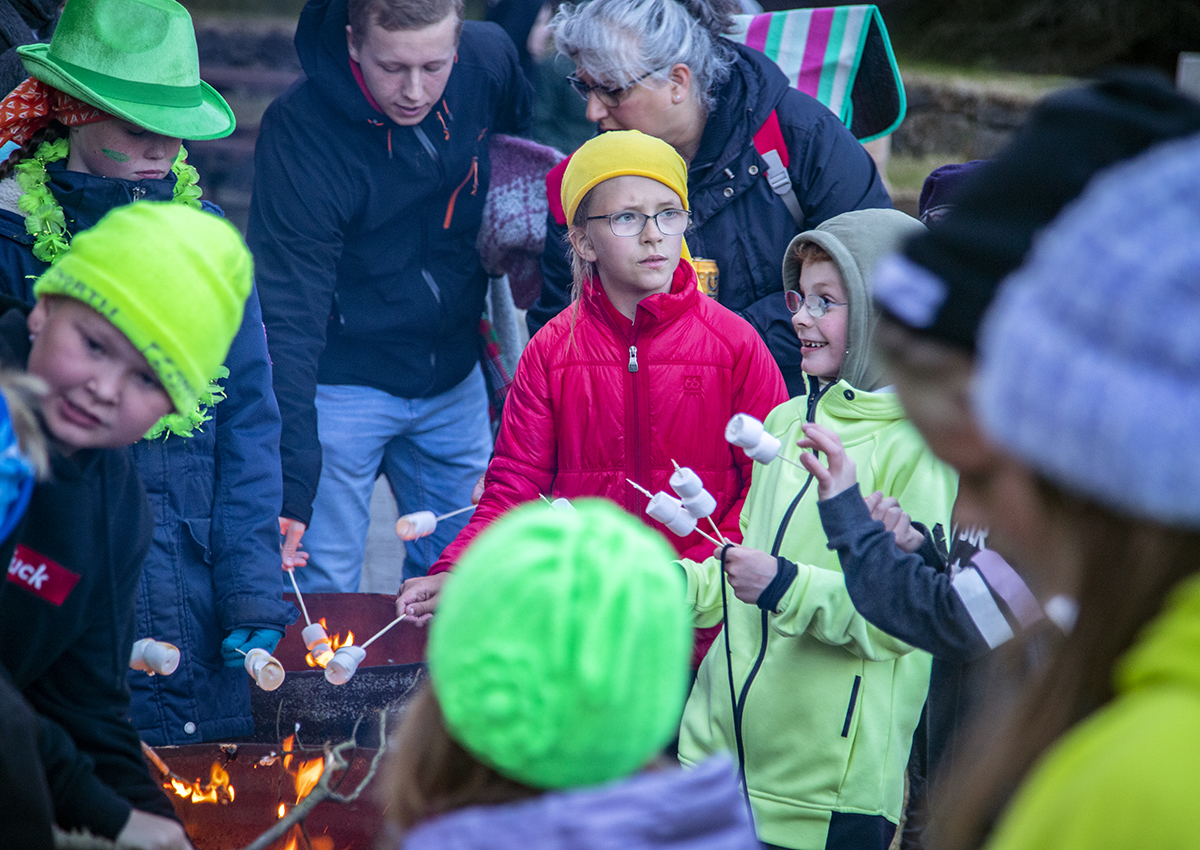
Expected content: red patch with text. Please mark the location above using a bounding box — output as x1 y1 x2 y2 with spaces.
7 545 80 606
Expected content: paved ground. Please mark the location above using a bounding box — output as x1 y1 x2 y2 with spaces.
359 478 404 594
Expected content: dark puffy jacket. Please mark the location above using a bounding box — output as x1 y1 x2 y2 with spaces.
432 260 786 666
528 43 891 394
248 0 533 524
0 164 296 746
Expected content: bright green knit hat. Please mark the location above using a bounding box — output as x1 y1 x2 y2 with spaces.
428 499 691 790
33 202 251 414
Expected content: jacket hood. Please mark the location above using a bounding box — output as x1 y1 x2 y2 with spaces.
1117 572 1200 698
784 209 924 391
294 0 388 125
401 757 759 850
692 43 790 179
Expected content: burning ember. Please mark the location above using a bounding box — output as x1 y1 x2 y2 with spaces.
166 761 234 805
304 618 354 668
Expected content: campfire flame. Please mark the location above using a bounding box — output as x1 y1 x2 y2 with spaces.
166 761 234 805
295 756 324 802
304 618 354 668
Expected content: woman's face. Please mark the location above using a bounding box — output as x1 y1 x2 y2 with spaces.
573 63 698 154
66 119 182 182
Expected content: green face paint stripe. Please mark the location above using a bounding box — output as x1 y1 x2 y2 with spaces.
101 149 131 163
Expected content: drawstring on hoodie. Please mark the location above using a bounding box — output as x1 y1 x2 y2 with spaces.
443 156 478 229
437 112 449 141
367 118 393 158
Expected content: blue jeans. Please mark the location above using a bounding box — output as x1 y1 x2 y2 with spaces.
297 366 492 593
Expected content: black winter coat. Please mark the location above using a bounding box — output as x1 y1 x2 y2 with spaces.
248 0 533 524
0 307 174 838
529 43 891 395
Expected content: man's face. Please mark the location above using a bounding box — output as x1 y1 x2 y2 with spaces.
347 11 458 127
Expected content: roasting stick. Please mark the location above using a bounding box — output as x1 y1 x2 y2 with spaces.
285 564 313 626
361 613 407 650
436 504 475 522
670 459 730 545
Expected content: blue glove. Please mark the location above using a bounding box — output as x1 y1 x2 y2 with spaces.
220 627 284 667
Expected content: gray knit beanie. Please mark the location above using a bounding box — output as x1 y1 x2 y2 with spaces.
974 133 1200 528
783 208 925 391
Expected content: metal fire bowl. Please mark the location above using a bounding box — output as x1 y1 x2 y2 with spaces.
153 742 380 850
248 593 428 747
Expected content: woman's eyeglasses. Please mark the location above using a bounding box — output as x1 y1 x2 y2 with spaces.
785 290 846 318
586 209 691 237
567 69 662 108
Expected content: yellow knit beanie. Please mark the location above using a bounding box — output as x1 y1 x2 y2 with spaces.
561 130 689 225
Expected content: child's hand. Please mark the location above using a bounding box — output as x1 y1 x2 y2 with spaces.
720 545 779 605
279 516 308 570
797 422 858 500
864 491 925 553
396 573 449 626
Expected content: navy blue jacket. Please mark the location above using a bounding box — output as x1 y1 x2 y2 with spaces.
0 164 296 746
248 0 533 524
528 43 891 395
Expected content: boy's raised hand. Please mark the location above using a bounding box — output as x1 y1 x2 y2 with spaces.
797 422 858 501
864 490 925 553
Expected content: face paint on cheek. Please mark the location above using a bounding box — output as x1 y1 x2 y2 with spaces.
101 149 130 163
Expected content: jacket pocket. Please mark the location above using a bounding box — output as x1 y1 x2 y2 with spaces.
183 517 214 566
841 674 862 737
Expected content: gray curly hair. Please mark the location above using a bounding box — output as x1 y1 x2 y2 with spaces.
550 0 740 112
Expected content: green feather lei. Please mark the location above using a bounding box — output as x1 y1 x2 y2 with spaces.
14 141 223 440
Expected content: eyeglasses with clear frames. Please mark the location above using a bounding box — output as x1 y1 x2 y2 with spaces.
785 290 846 318
586 209 692 237
567 68 664 108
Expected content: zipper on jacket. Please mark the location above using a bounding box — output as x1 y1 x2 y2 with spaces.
628 345 638 372
840 674 862 737
413 125 439 162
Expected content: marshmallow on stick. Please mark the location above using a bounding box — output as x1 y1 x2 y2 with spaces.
626 479 723 546
129 638 180 676
302 622 334 667
243 647 285 691
395 504 476 541
724 414 806 469
324 645 367 686
669 461 717 518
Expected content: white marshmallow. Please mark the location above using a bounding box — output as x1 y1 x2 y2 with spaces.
324 645 367 686
646 492 698 537
669 466 704 499
549 498 576 512
395 510 438 541
302 622 334 665
682 489 717 519
244 648 285 691
129 638 180 676
745 432 782 463
725 414 765 448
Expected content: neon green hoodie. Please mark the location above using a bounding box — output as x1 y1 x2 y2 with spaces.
679 383 957 849
984 571 1200 850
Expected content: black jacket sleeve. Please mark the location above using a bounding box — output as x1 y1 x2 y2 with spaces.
526 212 572 336
819 484 992 663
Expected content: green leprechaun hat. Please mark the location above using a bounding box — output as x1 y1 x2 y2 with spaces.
17 0 234 141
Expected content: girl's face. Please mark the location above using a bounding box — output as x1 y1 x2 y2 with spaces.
67 119 182 182
792 259 849 380
569 175 684 317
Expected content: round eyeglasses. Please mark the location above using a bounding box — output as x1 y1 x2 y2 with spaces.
567 68 663 108
785 290 846 318
586 209 692 238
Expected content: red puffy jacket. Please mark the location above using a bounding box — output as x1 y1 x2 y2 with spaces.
431 261 787 660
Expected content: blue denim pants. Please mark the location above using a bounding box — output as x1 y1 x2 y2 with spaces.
297 365 492 593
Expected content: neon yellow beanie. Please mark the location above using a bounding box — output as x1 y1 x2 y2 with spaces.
428 499 691 790
561 129 689 225
33 202 251 414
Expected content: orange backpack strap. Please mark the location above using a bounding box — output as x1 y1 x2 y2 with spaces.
752 109 803 228
546 155 572 226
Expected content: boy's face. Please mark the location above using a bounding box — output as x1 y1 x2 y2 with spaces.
793 259 849 380
27 298 173 452
346 11 458 127
571 175 684 307
67 119 182 182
